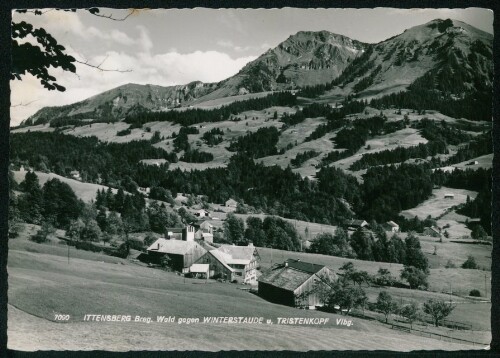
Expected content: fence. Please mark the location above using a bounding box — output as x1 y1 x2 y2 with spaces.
390 323 488 347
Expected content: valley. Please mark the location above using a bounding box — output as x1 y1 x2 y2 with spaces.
8 16 494 352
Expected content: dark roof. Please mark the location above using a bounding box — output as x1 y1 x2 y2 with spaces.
258 259 327 292
284 259 323 274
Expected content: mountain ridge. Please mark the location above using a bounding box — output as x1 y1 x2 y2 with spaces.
22 18 493 126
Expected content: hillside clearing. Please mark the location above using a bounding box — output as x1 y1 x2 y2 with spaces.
400 186 477 220
12 170 112 203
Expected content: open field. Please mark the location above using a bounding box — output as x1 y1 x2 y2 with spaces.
418 235 491 271
7 234 484 351
329 127 428 175
436 211 474 238
438 153 493 172
255 247 492 301
400 186 477 221
12 170 113 203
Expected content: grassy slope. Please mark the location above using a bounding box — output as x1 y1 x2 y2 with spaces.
256 246 492 300
400 186 477 221
12 170 113 203
7 235 480 351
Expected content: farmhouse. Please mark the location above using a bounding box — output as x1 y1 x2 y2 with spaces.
195 243 260 283
200 221 214 234
225 198 238 208
423 226 441 238
345 219 369 230
258 259 336 309
195 209 209 218
384 221 400 233
195 230 214 243
146 238 207 271
165 225 195 241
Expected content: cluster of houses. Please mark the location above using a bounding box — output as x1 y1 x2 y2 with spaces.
146 222 259 284
146 225 335 308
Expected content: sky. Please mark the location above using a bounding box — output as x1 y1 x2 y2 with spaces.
10 7 493 126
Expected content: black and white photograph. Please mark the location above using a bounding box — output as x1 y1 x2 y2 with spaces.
5 6 495 352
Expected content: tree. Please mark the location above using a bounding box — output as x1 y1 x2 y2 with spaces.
67 219 85 241
42 178 82 228
244 217 266 247
423 299 455 327
17 171 43 224
400 265 429 289
338 262 355 285
376 291 398 323
404 233 429 272
223 213 245 244
12 8 132 92
308 228 355 258
350 228 374 260
461 255 478 269
350 270 371 287
147 201 182 233
399 302 420 329
105 211 123 235
80 219 102 242
471 225 487 240
326 282 367 316
374 268 396 287
31 221 55 243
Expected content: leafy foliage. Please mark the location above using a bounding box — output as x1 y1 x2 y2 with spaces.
461 255 478 269
376 291 399 323
423 299 455 327
400 265 429 289
12 21 76 91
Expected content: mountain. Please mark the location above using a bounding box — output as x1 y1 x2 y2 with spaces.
22 19 492 126
331 19 493 99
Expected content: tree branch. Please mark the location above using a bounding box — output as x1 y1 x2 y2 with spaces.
74 58 132 73
87 9 135 21
11 99 39 107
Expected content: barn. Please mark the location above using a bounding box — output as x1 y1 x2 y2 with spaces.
258 259 336 309
423 226 441 238
147 238 207 271
195 249 235 281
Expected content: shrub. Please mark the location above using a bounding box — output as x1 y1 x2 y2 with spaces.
117 128 132 136
461 255 478 269
469 289 481 297
444 259 456 268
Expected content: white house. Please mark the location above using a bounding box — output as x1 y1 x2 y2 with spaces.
195 209 209 218
195 243 259 283
384 221 400 233
225 199 238 208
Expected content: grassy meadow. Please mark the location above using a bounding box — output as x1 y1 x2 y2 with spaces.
7 226 490 351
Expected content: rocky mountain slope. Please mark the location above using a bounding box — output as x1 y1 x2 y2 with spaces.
22 19 492 126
